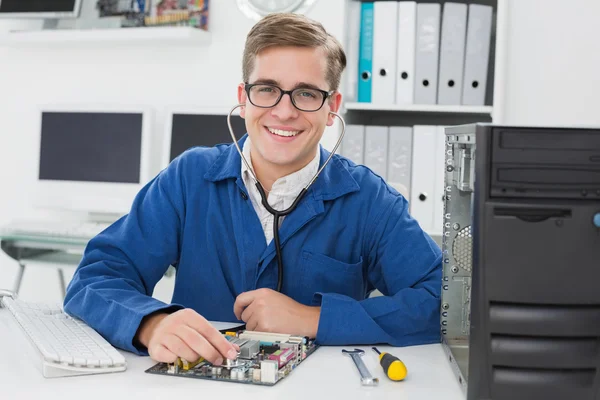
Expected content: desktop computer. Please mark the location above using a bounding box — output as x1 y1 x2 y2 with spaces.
162 107 246 168
441 123 600 399
2 105 154 239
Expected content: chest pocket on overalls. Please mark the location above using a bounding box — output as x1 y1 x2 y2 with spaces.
300 250 366 301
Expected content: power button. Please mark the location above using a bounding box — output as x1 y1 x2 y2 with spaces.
594 213 600 228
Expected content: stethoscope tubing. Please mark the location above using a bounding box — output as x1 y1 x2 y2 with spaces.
227 103 346 292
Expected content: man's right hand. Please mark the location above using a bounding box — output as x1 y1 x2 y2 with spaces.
136 308 239 365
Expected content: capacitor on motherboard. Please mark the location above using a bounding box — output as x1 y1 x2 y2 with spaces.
252 368 261 382
238 369 246 381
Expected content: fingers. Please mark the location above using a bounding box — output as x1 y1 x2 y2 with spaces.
178 309 238 360
200 322 239 361
162 332 200 363
233 291 256 319
147 308 243 365
176 325 239 365
240 302 255 324
188 333 226 366
245 314 259 331
174 324 219 362
149 344 177 363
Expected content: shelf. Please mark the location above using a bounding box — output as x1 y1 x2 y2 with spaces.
0 26 210 47
344 102 493 115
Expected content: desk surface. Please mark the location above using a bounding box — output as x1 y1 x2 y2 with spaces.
0 309 465 399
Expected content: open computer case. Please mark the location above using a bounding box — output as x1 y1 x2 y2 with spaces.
440 123 600 400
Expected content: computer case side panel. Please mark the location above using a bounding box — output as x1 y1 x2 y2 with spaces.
465 124 493 400
441 123 483 394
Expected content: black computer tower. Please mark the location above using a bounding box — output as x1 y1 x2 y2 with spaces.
440 123 600 400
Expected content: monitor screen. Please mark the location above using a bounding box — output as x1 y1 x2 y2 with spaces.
0 0 77 13
169 113 246 162
39 112 143 184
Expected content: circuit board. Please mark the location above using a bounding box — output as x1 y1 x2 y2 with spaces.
145 330 319 386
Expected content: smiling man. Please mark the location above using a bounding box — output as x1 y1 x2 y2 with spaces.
63 13 442 367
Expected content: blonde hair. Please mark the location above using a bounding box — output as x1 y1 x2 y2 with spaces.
242 13 347 91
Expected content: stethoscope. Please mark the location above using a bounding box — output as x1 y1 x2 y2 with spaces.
227 103 346 292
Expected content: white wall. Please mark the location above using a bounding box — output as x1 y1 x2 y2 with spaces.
502 0 600 126
2 0 600 304
0 0 346 303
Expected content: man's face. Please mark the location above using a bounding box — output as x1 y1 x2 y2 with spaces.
237 46 342 175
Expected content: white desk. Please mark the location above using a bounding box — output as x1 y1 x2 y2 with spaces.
0 308 465 399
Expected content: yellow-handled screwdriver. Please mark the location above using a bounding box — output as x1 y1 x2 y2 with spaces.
372 347 407 381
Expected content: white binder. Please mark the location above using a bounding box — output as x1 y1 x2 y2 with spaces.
410 125 437 233
387 126 413 197
344 0 362 102
414 3 441 105
437 3 468 105
395 1 417 104
340 124 365 165
364 125 389 180
432 126 449 236
371 0 399 105
462 4 493 105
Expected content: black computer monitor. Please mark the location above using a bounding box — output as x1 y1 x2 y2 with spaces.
39 111 143 184
441 123 600 400
0 0 81 18
34 107 153 215
166 112 246 163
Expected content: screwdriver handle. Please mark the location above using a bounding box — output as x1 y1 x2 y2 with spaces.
378 352 408 381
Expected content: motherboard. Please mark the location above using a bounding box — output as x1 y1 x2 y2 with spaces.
145 330 318 386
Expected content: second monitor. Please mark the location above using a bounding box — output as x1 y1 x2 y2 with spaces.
164 109 247 166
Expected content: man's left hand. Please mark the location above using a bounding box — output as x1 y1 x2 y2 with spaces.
233 288 321 338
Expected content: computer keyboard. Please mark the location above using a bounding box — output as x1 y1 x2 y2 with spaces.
1 219 112 239
0 291 126 378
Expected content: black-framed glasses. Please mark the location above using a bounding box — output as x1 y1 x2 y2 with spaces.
244 83 334 112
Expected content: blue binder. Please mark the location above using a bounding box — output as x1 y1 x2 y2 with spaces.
357 2 374 103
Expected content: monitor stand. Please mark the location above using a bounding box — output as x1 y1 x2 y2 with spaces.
42 19 59 30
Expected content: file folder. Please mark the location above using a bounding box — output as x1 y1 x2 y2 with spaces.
344 0 362 102
364 125 389 180
462 4 493 106
387 126 413 197
340 124 365 165
395 1 417 105
414 3 441 105
432 126 448 235
357 1 374 103
372 0 399 105
437 3 468 105
410 125 437 233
